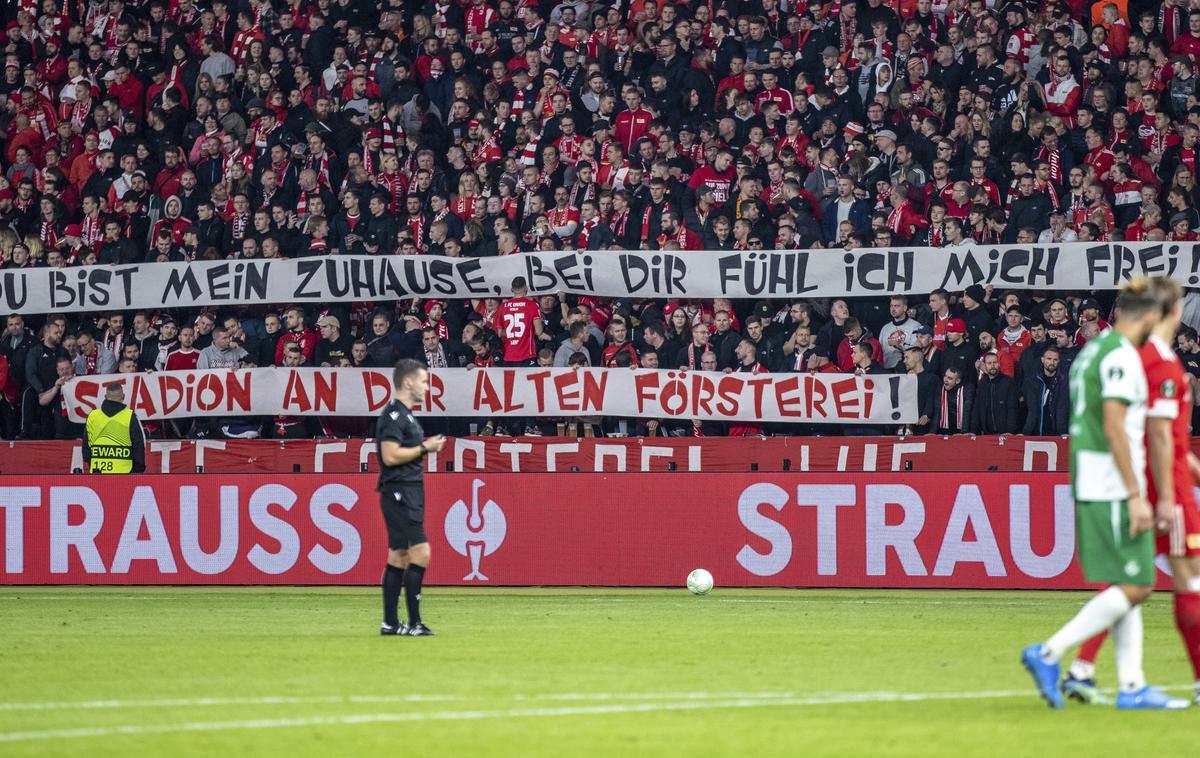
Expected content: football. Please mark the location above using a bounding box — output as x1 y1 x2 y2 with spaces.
687 568 714 595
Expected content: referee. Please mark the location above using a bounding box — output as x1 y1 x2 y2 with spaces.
377 359 446 636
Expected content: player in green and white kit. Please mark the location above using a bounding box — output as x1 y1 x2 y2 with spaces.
1069 321 1155 587
1022 277 1188 710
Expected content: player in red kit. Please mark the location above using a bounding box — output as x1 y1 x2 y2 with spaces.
497 277 545 365
1064 279 1200 706
496 277 546 435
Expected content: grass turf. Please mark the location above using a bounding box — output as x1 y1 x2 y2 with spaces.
0 587 1195 756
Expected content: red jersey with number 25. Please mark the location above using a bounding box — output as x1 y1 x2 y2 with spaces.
498 296 540 362
1139 333 1200 556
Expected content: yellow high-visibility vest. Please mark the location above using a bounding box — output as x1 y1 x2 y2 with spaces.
85 406 135 474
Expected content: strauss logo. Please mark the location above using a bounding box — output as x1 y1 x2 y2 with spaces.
444 479 506 581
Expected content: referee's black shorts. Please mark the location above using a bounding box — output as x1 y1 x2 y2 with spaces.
380 482 427 549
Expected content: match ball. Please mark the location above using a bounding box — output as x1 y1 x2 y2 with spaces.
687 568 714 596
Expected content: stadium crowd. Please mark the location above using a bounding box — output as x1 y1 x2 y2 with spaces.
5 0 1200 440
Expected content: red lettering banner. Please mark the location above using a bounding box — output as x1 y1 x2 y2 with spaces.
0 436 1075 476
0 472 1173 589
62 368 915 424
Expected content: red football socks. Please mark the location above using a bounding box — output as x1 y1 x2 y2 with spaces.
1076 630 1108 665
1174 591 1200 679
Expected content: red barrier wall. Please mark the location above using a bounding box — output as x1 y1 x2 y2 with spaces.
0 436 1078 475
3 472 1167 589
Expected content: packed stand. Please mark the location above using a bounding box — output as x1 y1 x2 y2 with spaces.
4 0 1200 440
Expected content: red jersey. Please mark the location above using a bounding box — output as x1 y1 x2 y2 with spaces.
164 349 200 372
498 296 540 362
614 106 652 153
688 164 736 204
1140 333 1200 555
602 342 639 367
275 329 318 365
1141 334 1195 504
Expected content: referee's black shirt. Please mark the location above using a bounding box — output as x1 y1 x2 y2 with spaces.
376 399 425 488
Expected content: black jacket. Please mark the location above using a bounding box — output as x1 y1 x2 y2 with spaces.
24 341 66 395
912 370 939 434
932 382 974 434
941 339 980 384
328 213 369 255
961 305 997 345
97 238 141 265
751 333 786 372
1021 371 1069 435
1018 339 1051 383
362 212 398 255
0 327 35 394
973 373 1019 434
709 329 741 371
1010 193 1052 234
132 333 160 372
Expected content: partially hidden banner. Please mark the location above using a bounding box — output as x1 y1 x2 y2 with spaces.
2 243 1197 314
2 472 1173 589
0 436 1079 476
63 367 915 424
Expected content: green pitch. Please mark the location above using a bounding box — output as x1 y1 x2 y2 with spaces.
0 587 1195 756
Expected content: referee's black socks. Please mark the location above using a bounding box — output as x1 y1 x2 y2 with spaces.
404 564 426 625
383 564 405 628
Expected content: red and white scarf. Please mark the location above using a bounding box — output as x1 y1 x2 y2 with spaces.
408 214 426 248
1036 146 1062 185
381 118 404 154
431 2 451 37
928 224 943 247
39 221 60 249
520 139 539 166
577 216 599 247
71 98 92 132
512 85 530 116
271 158 289 186
308 151 332 188
366 50 386 81
378 173 405 211
886 203 908 235
939 385 965 432
641 202 662 242
610 209 629 238
81 214 104 247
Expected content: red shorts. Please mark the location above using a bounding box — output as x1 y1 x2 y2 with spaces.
1155 500 1200 558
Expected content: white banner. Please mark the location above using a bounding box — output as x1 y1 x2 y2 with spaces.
3 243 1198 314
63 367 916 424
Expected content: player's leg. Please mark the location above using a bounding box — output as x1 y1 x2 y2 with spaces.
405 541 434 636
1106 504 1189 709
1109 583 1152 702
1166 551 1200 704
1063 629 1109 704
1063 586 1116 704
1024 501 1146 708
1167 501 1200 701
